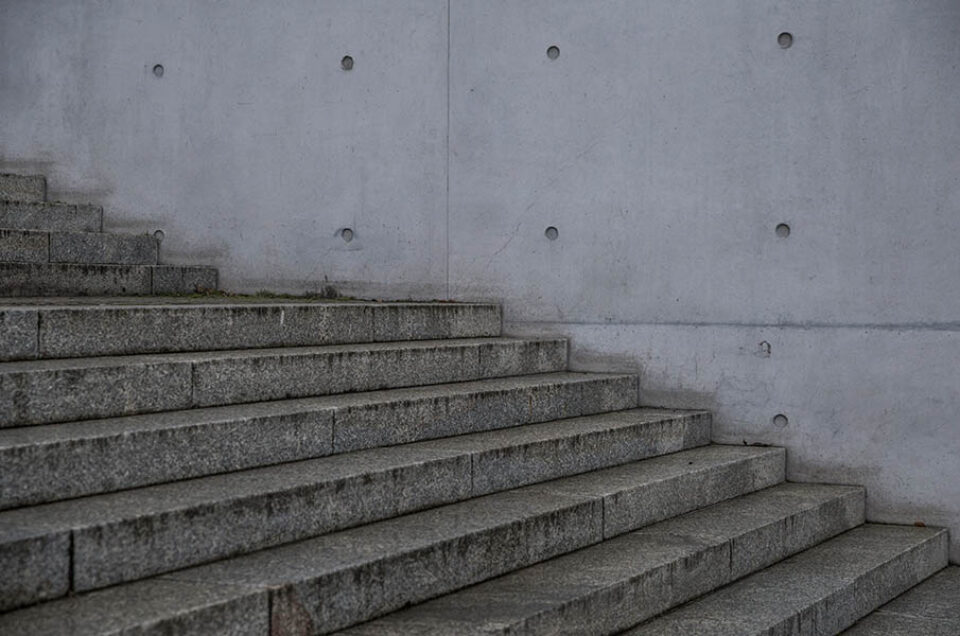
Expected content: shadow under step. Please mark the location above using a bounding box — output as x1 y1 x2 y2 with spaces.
629 524 948 636
0 445 784 623
0 337 568 427
0 298 501 361
0 262 217 297
0 228 158 266
0 372 643 508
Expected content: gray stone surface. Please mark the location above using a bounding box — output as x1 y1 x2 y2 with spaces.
10 300 501 360
0 337 566 427
49 230 159 265
843 566 960 635
0 373 639 507
0 354 192 427
529 444 785 538
0 578 268 636
156 445 778 633
0 445 778 622
631 525 949 636
0 525 70 612
165 488 604 634
341 483 865 635
0 228 48 263
0 173 46 203
331 371 638 452
370 302 501 340
151 265 218 293
0 409 711 598
74 447 472 591
0 307 37 361
0 443 470 597
419 408 712 495
0 262 153 296
0 401 335 508
0 200 101 232
190 337 567 408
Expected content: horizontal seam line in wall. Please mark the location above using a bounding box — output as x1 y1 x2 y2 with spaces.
508 320 960 332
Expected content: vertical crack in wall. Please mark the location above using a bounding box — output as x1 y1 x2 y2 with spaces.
444 0 451 298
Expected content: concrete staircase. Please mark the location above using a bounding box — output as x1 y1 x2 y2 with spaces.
0 173 216 296
0 172 953 635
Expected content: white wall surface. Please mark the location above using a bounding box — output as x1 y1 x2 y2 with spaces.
2 0 958 560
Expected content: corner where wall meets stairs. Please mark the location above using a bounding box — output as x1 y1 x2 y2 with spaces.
0 173 217 296
0 169 955 635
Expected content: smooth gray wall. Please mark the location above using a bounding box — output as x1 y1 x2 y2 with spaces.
2 1 958 561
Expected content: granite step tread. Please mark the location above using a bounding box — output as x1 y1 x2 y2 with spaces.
0 174 46 203
0 372 644 508
0 336 568 427
0 228 159 265
0 445 784 617
342 482 867 636
0 298 502 361
628 524 949 636
842 565 960 635
0 199 101 232
0 262 217 297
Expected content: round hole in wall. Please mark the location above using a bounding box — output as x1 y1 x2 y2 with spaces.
152 64 165 78
341 55 354 71
546 46 560 60
777 32 793 49
341 228 354 243
775 223 791 238
773 414 789 427
545 226 559 241
153 229 165 242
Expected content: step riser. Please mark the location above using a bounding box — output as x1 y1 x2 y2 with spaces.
0 201 101 232
631 526 949 636
0 262 151 296
0 302 502 362
0 263 217 297
843 566 960 635
344 485 867 636
161 448 784 634
0 174 46 203
0 410 707 604
0 578 268 636
0 447 781 624
781 535 946 635
0 375 639 508
0 230 158 265
0 339 567 428
193 340 566 409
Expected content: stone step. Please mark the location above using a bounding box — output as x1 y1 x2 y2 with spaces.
0 372 645 508
0 228 158 265
0 174 46 203
0 262 217 297
0 298 502 361
0 200 101 232
843 565 960 635
342 483 866 636
628 524 949 636
0 445 784 625
0 337 567 427
0 414 727 611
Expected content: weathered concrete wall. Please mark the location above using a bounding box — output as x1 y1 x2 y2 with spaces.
0 0 449 297
2 1 958 560
448 0 960 563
